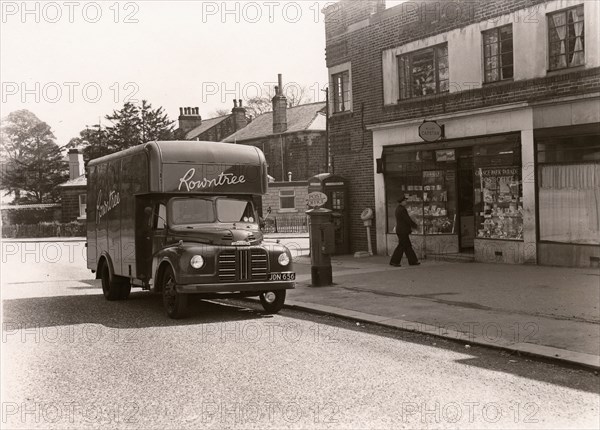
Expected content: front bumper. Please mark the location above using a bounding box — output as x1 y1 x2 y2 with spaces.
176 281 295 294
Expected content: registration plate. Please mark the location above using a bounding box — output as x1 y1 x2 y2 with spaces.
268 272 296 281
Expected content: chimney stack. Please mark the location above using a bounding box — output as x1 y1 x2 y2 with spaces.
272 74 288 134
178 106 202 135
68 148 84 180
232 99 248 132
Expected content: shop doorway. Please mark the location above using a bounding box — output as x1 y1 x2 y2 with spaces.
457 148 475 251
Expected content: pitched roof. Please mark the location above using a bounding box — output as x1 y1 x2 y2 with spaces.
185 115 231 140
223 102 326 143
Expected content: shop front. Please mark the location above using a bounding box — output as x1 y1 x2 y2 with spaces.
535 124 600 267
370 99 599 267
382 134 525 262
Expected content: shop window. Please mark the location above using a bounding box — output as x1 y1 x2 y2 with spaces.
78 194 87 218
279 190 296 210
398 44 449 99
474 141 523 240
548 5 585 71
483 25 513 82
537 136 600 245
332 70 350 113
384 152 457 235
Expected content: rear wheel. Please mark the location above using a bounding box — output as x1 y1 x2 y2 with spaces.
100 262 130 301
161 266 188 319
259 290 286 314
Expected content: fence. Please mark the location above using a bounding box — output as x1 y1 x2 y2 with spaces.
263 214 308 234
2 222 85 239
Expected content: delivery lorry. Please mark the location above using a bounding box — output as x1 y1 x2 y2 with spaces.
86 140 295 318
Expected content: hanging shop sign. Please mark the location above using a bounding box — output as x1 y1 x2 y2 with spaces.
419 121 444 142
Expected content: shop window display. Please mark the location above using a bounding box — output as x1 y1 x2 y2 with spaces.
476 167 523 240
385 151 456 235
473 140 522 240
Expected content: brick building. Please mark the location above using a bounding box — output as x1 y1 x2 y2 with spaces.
175 101 248 141
325 0 599 266
223 75 327 218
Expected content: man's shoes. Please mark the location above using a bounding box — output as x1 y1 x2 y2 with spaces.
409 262 421 266
389 262 401 267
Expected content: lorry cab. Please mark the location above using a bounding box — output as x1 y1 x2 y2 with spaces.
86 141 295 318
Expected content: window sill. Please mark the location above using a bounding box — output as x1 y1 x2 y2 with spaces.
394 92 450 105
546 64 586 77
277 209 299 214
331 111 353 119
482 78 514 87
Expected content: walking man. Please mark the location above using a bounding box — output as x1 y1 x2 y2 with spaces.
390 195 420 267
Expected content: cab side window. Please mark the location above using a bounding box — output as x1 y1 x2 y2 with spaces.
156 204 167 230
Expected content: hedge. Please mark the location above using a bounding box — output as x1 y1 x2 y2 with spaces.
2 221 85 238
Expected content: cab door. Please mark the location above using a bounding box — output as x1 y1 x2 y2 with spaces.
135 199 167 280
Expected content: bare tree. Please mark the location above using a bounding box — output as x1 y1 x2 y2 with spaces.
244 84 313 120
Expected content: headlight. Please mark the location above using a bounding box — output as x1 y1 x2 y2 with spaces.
190 255 205 269
278 252 290 266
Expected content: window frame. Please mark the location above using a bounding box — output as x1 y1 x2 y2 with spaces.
397 43 449 100
278 189 296 211
78 194 87 219
332 70 350 113
547 5 585 71
482 24 514 83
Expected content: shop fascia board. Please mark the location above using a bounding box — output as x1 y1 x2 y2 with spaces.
366 102 531 132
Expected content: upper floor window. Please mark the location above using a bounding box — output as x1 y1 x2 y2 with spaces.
398 44 449 99
548 5 585 70
332 71 350 113
483 25 513 82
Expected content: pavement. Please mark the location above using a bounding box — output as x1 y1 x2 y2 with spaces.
279 254 600 370
3 235 599 370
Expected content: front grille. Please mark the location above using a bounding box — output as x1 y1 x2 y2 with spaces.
218 248 268 282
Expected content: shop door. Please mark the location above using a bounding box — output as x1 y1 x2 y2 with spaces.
457 149 475 251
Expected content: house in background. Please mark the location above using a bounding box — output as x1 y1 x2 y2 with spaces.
58 148 87 222
223 74 327 220
175 101 248 141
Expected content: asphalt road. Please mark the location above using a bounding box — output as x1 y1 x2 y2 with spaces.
1 241 599 429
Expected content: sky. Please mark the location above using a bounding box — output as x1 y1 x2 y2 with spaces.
1 0 406 146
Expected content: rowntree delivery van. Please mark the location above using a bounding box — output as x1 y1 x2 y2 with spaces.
86 141 295 318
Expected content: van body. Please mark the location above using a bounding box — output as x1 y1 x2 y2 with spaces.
86 141 295 318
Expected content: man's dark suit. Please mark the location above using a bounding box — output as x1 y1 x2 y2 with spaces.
389 202 419 266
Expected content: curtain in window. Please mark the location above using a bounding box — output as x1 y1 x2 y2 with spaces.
552 14 567 69
539 164 600 244
570 8 584 66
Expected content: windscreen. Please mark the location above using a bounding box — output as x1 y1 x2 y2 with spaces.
216 198 256 223
170 198 215 225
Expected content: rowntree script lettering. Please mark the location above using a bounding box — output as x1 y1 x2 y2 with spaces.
96 190 120 223
178 168 246 191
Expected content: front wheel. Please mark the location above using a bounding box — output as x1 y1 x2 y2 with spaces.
259 290 286 314
161 266 188 319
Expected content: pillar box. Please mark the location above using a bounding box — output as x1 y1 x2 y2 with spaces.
306 208 334 286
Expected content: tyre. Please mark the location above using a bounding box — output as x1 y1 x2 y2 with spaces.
118 281 132 300
259 290 286 314
161 266 188 319
100 262 129 301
